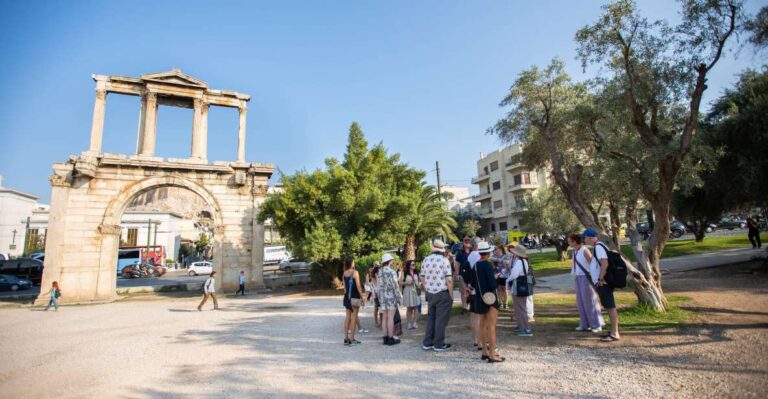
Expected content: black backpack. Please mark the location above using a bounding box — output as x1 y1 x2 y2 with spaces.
595 242 628 289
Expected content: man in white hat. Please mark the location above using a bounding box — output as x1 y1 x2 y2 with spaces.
419 239 454 351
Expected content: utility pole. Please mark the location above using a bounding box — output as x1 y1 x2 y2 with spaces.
146 219 152 263
435 161 442 202
21 217 30 256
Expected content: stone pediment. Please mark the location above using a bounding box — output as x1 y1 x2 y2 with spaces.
141 69 208 88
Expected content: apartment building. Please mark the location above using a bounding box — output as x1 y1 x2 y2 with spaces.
471 144 548 233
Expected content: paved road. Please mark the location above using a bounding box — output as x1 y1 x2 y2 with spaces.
536 246 765 293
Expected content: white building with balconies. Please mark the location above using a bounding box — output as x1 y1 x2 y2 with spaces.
471 144 549 234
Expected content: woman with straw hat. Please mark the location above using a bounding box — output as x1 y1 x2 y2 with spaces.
473 241 504 363
507 245 533 337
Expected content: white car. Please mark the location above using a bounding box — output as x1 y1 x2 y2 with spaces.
188 261 212 276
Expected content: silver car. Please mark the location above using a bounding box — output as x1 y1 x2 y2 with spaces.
278 259 316 273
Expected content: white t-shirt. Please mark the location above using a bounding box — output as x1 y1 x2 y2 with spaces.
204 277 216 294
468 251 480 268
572 247 600 284
506 258 529 289
589 242 609 283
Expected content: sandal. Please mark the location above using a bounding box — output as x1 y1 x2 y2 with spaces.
481 355 489 361
600 335 620 342
487 356 506 363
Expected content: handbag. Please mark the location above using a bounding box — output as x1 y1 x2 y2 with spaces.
347 275 361 307
514 259 534 297
475 262 497 305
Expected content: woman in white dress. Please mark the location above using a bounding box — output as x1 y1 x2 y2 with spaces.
400 260 422 330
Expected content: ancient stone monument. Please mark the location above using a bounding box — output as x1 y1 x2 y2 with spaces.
35 69 274 305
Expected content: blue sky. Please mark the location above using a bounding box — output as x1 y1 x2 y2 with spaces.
0 0 763 203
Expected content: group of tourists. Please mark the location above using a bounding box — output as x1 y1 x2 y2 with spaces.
341 228 623 357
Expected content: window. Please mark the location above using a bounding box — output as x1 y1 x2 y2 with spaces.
514 194 525 208
490 223 496 232
126 228 138 246
499 222 508 231
492 181 501 191
490 161 499 171
493 200 503 210
522 172 531 184
513 174 522 185
483 166 489 175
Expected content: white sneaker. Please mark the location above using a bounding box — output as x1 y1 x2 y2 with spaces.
575 327 589 332
358 328 369 333
591 327 603 333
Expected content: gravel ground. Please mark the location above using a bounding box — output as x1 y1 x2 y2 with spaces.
1 259 766 399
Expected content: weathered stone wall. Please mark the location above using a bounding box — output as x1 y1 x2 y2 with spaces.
35 154 272 305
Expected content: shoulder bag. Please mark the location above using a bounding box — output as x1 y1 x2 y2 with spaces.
514 259 534 297
347 275 362 307
475 262 497 305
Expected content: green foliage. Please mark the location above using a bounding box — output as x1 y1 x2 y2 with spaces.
520 187 581 235
258 122 425 286
403 184 458 260
194 233 210 254
452 207 484 238
745 6 768 48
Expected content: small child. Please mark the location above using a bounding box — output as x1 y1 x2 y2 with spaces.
44 281 61 311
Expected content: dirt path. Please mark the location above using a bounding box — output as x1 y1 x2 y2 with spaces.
0 263 766 398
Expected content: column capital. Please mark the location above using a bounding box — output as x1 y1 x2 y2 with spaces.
48 174 70 187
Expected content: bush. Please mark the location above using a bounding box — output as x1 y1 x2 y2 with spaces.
355 252 401 281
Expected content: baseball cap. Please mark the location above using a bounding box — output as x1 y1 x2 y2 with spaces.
581 228 599 237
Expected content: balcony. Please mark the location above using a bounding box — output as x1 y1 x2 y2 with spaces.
505 156 524 170
478 208 493 218
471 173 490 184
472 192 492 202
508 182 539 192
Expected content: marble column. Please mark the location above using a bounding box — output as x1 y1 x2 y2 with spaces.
135 94 147 155
237 106 247 163
139 92 158 156
191 98 208 160
88 89 107 153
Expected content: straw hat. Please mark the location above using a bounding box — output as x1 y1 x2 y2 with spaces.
510 245 528 258
476 240 493 254
432 239 447 252
381 253 394 264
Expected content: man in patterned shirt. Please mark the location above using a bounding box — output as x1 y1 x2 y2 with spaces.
420 239 454 352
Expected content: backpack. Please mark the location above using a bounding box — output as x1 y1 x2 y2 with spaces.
595 242 628 289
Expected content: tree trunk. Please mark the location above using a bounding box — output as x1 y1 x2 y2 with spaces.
404 234 417 262
608 201 621 248
553 238 569 262
691 220 707 243
624 201 668 311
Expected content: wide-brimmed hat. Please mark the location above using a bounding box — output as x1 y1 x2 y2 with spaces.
476 240 493 254
432 239 447 252
510 245 528 258
381 253 394 264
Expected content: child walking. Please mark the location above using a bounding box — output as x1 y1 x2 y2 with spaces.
44 281 62 311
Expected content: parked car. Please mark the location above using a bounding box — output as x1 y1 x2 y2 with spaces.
0 274 33 291
636 220 687 239
187 261 212 276
714 216 747 230
278 259 317 273
0 258 44 285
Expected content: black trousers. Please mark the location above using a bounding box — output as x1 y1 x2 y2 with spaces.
749 229 762 248
236 283 245 295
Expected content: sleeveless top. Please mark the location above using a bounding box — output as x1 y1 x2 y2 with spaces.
344 274 361 299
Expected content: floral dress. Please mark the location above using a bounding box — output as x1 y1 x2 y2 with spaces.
376 266 402 310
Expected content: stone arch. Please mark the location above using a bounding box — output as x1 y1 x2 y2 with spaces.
102 175 223 227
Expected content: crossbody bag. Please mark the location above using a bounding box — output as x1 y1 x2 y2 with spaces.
573 249 598 292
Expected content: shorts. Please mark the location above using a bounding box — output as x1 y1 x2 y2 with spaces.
597 285 616 309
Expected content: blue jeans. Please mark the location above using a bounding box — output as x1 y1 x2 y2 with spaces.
46 296 59 310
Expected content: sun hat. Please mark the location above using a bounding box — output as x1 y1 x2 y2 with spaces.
381 253 394 264
581 228 599 238
476 240 493 254
432 239 448 252
507 241 519 248
510 245 528 258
